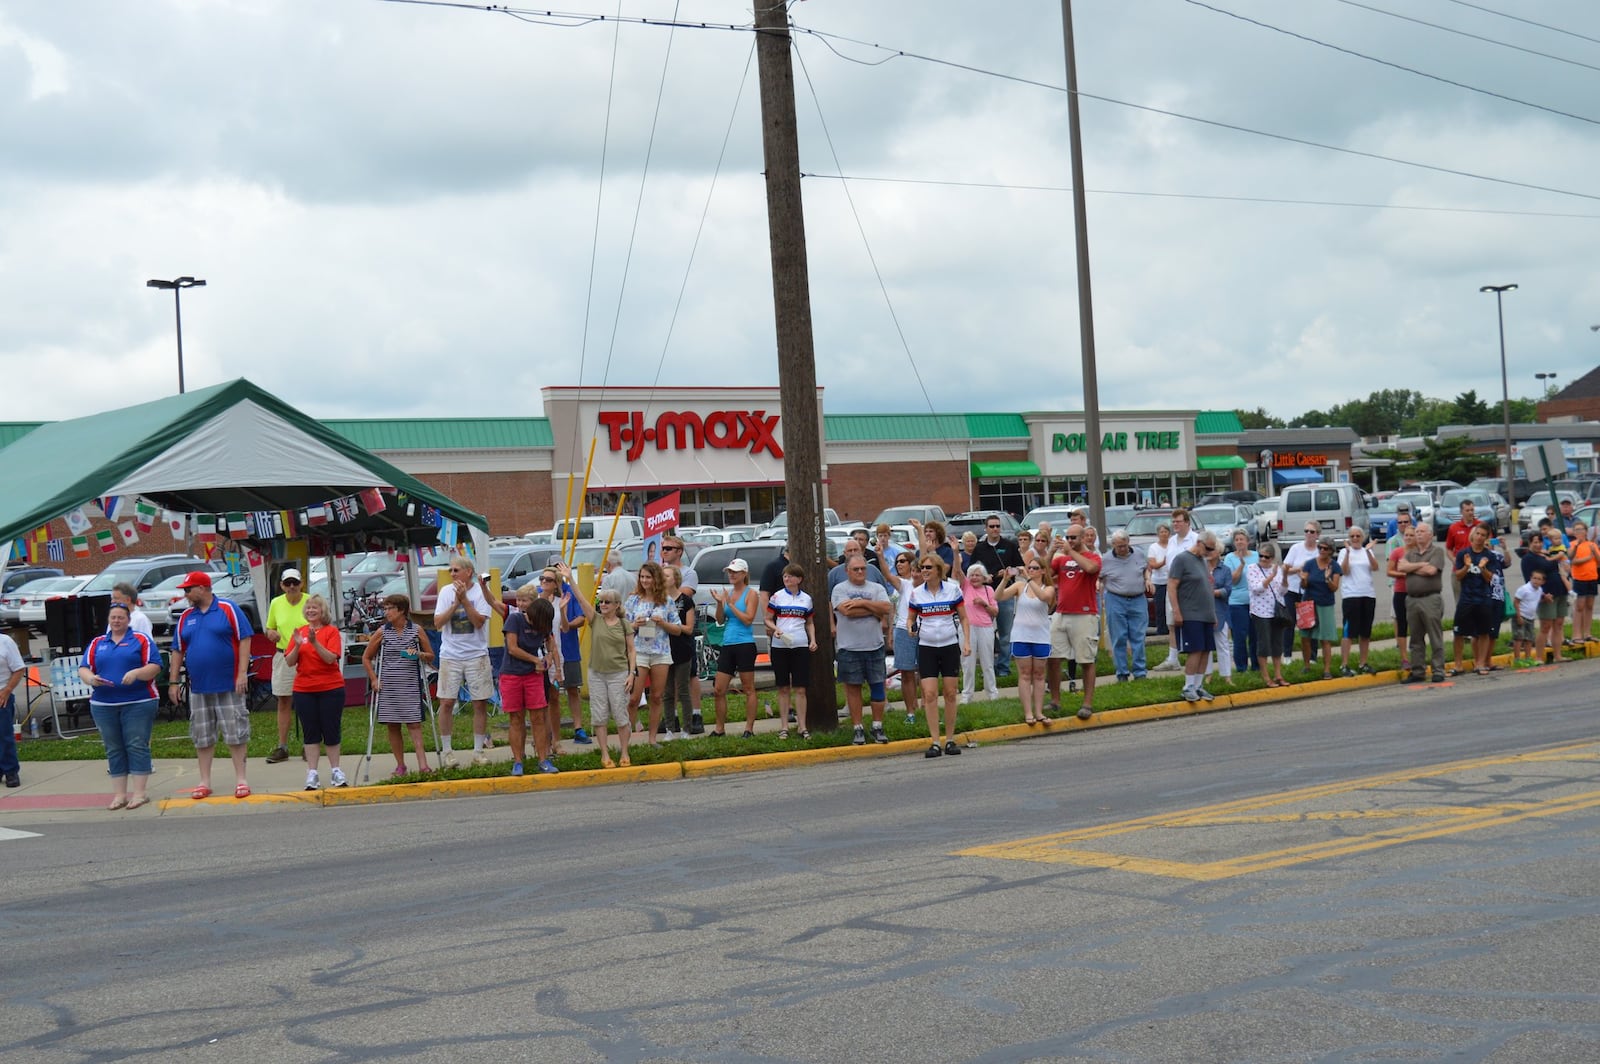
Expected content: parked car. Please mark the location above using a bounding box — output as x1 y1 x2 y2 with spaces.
17 576 95 627
1406 480 1464 506
1552 478 1600 505
687 528 755 546
1572 504 1600 541
1122 509 1209 553
719 523 765 540
871 504 949 528
141 573 196 634
1 576 79 625
2 565 64 596
1278 482 1368 546
1367 496 1414 542
488 544 561 589
1196 490 1264 506
549 515 646 545
521 530 557 546
1467 477 1536 505
1519 490 1582 533
164 570 263 631
945 511 1023 541
1251 497 1280 541
1388 491 1434 531
757 508 842 539
689 541 789 656
1021 505 1081 532
1433 490 1510 536
79 554 211 599
1190 503 1259 550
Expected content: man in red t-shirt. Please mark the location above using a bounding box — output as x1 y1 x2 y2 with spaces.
1444 500 1477 674
1048 524 1101 720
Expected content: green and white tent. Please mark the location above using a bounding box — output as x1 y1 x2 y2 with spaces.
0 379 487 553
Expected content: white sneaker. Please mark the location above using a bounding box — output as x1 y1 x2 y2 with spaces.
959 693 971 705
472 750 491 766
330 767 348 788
443 752 458 768
304 769 319 791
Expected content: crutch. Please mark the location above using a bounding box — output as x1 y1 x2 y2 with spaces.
359 653 383 784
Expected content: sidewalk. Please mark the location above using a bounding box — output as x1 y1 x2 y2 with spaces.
4 645 1594 817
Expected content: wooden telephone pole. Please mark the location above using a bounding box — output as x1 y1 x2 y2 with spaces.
754 0 837 728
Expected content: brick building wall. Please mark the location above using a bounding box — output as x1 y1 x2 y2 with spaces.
828 459 974 524
410 470 554 537
1538 397 1600 423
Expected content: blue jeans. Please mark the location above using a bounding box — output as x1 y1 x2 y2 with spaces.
90 699 159 777
1228 602 1257 672
0 695 18 777
993 596 1016 676
1105 593 1149 678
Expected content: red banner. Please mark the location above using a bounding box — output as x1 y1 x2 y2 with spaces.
644 492 681 537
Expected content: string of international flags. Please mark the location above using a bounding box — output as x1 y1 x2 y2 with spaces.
8 487 467 565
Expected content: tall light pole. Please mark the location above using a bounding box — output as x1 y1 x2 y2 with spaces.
146 276 206 394
1535 371 1559 399
1480 283 1517 510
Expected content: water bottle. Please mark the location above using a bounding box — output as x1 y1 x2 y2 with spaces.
30 717 40 739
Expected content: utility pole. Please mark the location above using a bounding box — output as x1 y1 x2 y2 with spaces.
1060 0 1106 534
754 0 837 728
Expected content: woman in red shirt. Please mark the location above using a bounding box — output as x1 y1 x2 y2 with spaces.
285 594 347 790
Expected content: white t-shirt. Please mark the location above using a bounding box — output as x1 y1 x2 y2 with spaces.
434 583 490 660
1284 540 1319 593
1337 545 1377 598
909 579 964 647
1146 541 1173 583
0 633 23 693
890 575 916 631
1513 581 1543 621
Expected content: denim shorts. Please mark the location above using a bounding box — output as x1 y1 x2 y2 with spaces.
893 627 920 672
835 648 886 686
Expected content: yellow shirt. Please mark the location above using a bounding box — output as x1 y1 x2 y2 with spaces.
265 594 308 652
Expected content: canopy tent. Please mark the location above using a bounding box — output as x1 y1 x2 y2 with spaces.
0 378 488 559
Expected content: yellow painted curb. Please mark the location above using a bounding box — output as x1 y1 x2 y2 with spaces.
157 790 321 813
684 742 915 777
323 762 683 805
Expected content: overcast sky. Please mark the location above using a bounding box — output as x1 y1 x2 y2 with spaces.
3 0 1599 426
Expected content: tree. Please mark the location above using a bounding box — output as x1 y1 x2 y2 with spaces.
1396 436 1497 484
1289 409 1330 429
1235 407 1284 430
1402 398 1458 436
1450 390 1492 425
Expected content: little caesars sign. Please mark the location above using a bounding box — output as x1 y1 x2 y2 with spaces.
1034 415 1196 476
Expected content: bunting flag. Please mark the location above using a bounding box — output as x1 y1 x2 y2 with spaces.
195 514 217 542
278 510 297 537
64 507 92 535
45 538 65 562
331 495 358 523
94 529 118 554
358 487 386 515
438 517 459 547
305 504 330 527
99 496 125 521
227 512 250 540
200 540 218 561
71 535 91 559
134 498 159 531
165 510 188 540
118 521 140 546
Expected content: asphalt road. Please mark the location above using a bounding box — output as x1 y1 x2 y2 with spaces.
3 662 1597 1064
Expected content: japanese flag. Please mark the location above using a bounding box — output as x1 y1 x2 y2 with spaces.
118 521 140 546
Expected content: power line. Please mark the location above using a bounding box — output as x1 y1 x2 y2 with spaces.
374 0 754 33
1325 0 1600 74
1180 0 1600 127
791 41 959 464
793 26 1600 205
797 172 1600 220
1435 0 1600 49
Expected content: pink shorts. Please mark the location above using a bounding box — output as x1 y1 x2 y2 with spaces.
500 671 549 713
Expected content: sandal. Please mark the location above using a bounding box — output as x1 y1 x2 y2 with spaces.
189 785 212 800
234 783 252 799
125 796 149 811
601 757 616 769
107 796 128 811
778 729 789 740
618 755 631 768
1023 715 1037 725
798 730 810 740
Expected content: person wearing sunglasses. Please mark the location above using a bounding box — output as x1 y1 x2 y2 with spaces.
1048 524 1101 720
574 585 636 768
261 567 308 765
907 552 970 758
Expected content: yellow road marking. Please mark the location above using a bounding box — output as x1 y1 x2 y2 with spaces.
957 740 1600 880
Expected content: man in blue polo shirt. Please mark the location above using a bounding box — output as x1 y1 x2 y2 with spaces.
169 570 255 800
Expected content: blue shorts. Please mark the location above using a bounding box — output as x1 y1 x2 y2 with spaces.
1010 641 1051 659
836 648 886 687
1176 620 1215 655
893 627 920 672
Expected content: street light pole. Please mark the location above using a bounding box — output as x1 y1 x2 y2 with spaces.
146 276 207 394
1535 372 1559 399
1480 283 1518 512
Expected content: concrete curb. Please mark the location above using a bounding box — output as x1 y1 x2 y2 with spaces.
112 642 1600 812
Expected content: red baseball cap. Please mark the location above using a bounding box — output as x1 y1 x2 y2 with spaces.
177 570 213 590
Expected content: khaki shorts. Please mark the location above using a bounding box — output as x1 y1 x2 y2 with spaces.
271 652 295 697
588 670 631 729
437 655 494 702
1050 613 1100 665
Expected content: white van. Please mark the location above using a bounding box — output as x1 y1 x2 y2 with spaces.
551 515 645 545
1278 482 1368 546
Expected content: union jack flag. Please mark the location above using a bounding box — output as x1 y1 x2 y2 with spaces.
330 495 358 523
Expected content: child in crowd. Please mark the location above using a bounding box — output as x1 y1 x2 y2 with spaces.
1512 568 1546 667
502 590 558 775
765 564 816 739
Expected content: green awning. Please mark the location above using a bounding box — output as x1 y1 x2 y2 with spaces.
970 460 1042 479
1196 454 1248 470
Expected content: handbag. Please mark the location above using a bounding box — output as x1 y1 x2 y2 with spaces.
1295 599 1317 630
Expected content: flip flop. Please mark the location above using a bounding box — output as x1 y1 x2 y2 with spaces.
234 783 252 799
125 796 150 810
107 796 128 811
190 786 212 800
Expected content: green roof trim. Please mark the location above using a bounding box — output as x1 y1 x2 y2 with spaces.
0 422 42 449
1196 454 1248 469
971 460 1042 479
1195 410 1245 434
325 417 554 451
824 412 1029 443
